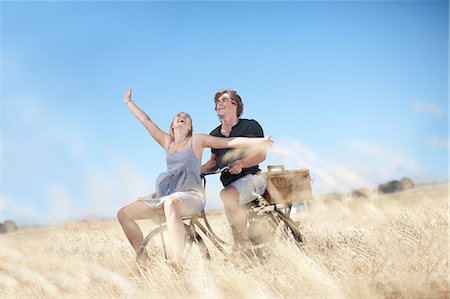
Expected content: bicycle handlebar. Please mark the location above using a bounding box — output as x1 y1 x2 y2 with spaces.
201 166 230 178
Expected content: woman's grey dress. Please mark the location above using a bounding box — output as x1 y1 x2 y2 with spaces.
139 141 205 216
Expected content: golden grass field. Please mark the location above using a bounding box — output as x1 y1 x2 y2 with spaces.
1 183 448 299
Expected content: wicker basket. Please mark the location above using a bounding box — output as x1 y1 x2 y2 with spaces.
261 165 313 204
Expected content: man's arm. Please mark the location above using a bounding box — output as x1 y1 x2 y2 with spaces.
228 151 266 174
228 119 266 174
201 153 218 174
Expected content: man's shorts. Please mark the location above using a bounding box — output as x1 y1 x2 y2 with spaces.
228 174 267 205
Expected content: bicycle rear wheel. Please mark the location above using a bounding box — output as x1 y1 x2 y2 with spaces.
248 211 305 250
248 212 279 245
137 223 210 262
273 211 305 249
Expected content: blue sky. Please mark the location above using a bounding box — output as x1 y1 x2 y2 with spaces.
2 0 448 226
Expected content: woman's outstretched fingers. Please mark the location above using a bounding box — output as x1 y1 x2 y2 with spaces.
265 134 273 147
124 88 132 104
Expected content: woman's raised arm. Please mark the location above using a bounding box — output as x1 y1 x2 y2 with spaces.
124 89 171 150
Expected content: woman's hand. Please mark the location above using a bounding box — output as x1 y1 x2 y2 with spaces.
124 89 132 105
264 134 273 147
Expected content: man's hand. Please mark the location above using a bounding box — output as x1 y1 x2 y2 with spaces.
228 160 243 174
201 155 218 174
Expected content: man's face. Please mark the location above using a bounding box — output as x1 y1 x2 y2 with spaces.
215 93 237 117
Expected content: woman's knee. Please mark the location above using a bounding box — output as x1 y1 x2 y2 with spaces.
164 196 181 215
118 200 153 223
117 207 127 223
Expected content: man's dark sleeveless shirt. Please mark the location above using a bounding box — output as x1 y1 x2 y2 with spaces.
210 119 264 187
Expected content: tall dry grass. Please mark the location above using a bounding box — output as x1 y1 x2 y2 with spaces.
1 183 448 298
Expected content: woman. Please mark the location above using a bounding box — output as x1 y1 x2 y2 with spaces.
117 89 272 264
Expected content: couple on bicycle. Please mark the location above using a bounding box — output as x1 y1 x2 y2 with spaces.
117 89 270 265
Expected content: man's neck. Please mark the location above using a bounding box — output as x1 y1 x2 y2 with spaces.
220 114 240 129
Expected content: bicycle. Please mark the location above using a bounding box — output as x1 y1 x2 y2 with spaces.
136 166 306 262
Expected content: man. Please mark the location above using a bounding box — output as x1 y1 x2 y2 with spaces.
201 89 267 248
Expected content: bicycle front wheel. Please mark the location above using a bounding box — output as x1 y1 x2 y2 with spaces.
137 223 211 262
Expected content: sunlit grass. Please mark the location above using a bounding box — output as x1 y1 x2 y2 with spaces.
1 183 448 298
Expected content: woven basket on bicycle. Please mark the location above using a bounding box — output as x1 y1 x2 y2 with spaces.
261 164 313 204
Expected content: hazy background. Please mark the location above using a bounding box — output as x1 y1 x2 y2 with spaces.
2 0 448 226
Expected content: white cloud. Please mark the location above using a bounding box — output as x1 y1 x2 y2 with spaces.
348 140 420 182
269 138 422 195
81 156 151 221
411 100 446 118
3 95 151 226
1 195 42 227
430 137 449 152
45 183 77 224
270 139 372 194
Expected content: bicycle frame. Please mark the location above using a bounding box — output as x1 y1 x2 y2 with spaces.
137 166 305 262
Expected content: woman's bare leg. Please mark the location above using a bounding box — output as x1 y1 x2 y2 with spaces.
164 196 185 262
117 200 156 253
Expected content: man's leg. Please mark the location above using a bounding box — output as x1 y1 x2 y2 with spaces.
220 186 249 245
